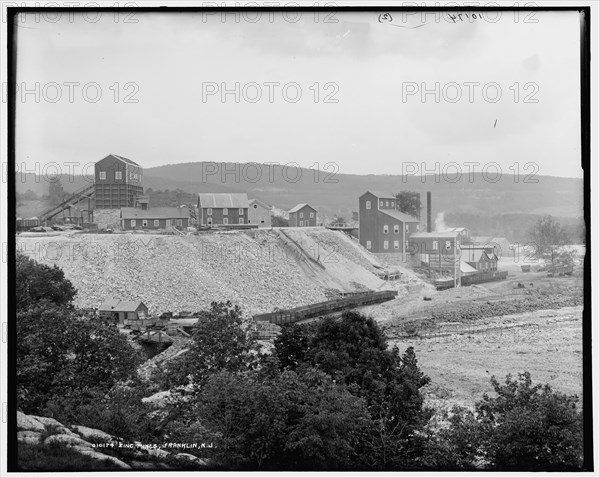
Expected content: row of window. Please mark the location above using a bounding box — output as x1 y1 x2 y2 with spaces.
364 239 453 250
366 240 402 250
205 218 246 225
297 212 315 219
205 208 245 216
365 200 394 210
131 219 183 227
98 171 139 181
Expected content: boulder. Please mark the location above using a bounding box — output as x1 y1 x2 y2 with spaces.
17 430 43 445
30 416 65 428
147 448 170 459
175 453 207 465
53 426 78 436
71 425 114 442
44 434 93 448
17 412 45 433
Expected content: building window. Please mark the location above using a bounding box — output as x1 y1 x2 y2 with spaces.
223 208 228 215
207 218 213 225
380 201 384 207
115 171 122 180
207 208 212 216
385 201 389 207
239 208 244 214
394 240 399 249
253 204 258 209
142 220 148 227
394 225 400 234
383 225 389 234
445 240 451 249
433 241 439 250
384 241 389 250
154 220 159 226
300 212 304 218
406 224 409 232
177 219 182 226
223 218 229 225
131 220 136 227
310 212 314 218
366 201 371 210
239 218 244 224
416 224 420 232
299 220 304 226
99 171 106 180
366 240 372 250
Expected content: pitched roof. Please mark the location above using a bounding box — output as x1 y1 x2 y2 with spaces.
361 190 397 200
460 261 479 275
121 206 190 220
249 198 272 209
289 203 316 213
380 209 421 223
99 299 145 312
198 193 249 208
107 153 141 167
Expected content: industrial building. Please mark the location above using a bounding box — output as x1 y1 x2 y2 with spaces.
99 299 148 322
357 191 421 254
94 154 144 209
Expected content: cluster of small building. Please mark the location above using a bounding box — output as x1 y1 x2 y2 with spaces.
92 154 319 231
357 190 509 286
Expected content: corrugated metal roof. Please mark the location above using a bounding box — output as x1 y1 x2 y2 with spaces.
289 203 316 213
121 206 190 220
99 299 145 312
380 209 421 223
198 193 249 208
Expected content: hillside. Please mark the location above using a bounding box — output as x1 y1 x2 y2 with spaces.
15 161 584 220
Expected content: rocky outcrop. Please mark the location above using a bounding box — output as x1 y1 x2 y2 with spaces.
16 411 208 470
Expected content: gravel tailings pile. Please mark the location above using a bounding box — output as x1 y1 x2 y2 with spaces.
17 229 392 315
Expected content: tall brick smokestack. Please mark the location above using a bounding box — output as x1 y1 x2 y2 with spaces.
427 191 432 232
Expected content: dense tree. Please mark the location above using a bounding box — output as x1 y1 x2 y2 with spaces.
167 368 372 470
395 191 421 218
16 252 77 311
527 215 571 263
17 306 142 414
48 177 66 205
424 372 584 470
273 312 432 469
155 301 260 389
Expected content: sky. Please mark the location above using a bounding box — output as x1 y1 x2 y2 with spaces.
13 9 583 179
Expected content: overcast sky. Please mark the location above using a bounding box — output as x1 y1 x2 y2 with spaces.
13 9 583 179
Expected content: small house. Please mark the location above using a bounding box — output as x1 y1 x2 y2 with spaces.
288 204 317 227
99 299 149 323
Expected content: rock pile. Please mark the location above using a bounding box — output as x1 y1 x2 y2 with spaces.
16 229 406 316
17 411 207 470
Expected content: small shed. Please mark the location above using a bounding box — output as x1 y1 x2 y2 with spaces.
99 299 149 323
